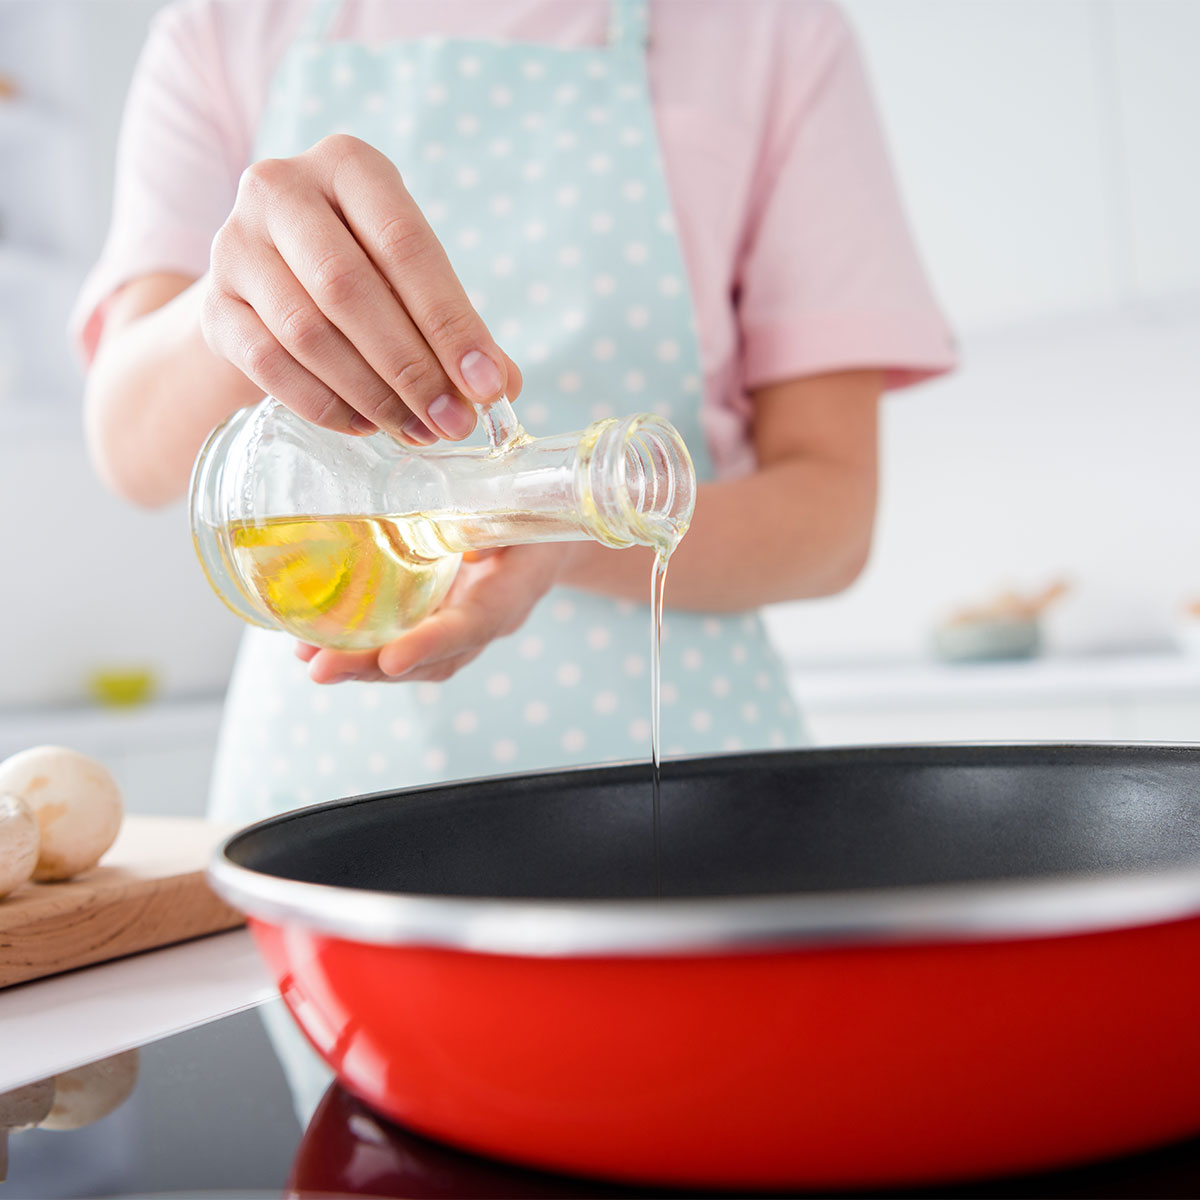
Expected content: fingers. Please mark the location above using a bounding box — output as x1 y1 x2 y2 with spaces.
324 138 511 405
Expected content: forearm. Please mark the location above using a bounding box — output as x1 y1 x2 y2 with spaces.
84 275 262 507
561 454 877 611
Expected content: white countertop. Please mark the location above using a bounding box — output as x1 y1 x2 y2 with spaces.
0 930 277 1094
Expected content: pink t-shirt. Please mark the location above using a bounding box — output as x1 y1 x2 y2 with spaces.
73 0 955 478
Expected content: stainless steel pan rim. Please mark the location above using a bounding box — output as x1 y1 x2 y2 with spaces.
208 742 1200 957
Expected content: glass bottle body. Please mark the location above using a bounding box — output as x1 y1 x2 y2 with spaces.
189 397 695 651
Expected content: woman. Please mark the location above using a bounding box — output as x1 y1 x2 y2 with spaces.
75 0 954 823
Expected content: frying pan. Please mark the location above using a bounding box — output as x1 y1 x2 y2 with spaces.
210 744 1200 1189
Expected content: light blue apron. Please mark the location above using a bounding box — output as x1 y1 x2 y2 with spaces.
208 0 804 826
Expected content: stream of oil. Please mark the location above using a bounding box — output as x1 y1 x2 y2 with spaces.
650 550 669 898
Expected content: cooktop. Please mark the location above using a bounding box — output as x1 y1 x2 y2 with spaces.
5 1000 1200 1199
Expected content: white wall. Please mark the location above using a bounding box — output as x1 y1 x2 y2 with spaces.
1 0 1199 712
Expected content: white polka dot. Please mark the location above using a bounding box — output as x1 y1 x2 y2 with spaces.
590 401 615 420
629 717 650 742
332 62 356 87
297 787 314 805
524 700 549 725
624 370 644 392
519 635 544 660
361 688 381 710
619 127 644 146
487 673 512 698
316 753 336 776
559 309 584 332
488 137 512 157
456 165 480 188
556 662 582 687
264 693 284 717
521 112 546 131
702 618 722 637
682 374 700 393
338 720 358 743
682 648 703 670
621 180 646 201
711 676 731 698
456 114 480 135
311 691 331 714
417 683 440 704
662 682 679 705
423 142 446 161
524 220 547 241
458 55 481 77
390 716 412 740
522 161 546 182
593 273 617 295
624 243 648 265
271 755 290 777
587 153 612 174
770 730 787 748
616 600 637 617
527 342 550 363
558 246 582 267
525 402 549 424
555 83 580 104
755 671 772 691
722 736 744 752
657 211 676 235
586 105 609 124
527 281 551 304
291 725 310 747
467 288 488 312
594 690 619 715
589 212 614 234
426 83 449 104
653 401 674 419
556 184 580 206
365 92 385 113
562 728 587 753
492 253 515 276
453 709 479 734
624 655 645 677
493 738 518 763
368 752 388 774
424 201 448 224
691 710 713 733
731 643 748 664
394 59 414 80
458 228 481 249
392 115 413 140
618 82 641 101
553 599 575 621
424 746 447 772
554 130 579 150
522 59 546 80
586 626 612 650
656 340 680 362
302 96 324 115
592 338 616 361
490 85 513 106
741 615 758 633
498 317 521 340
558 370 583 392
586 60 608 79
659 275 682 297
626 305 650 328
741 701 759 723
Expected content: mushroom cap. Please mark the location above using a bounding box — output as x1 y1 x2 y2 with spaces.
39 1049 140 1130
0 746 123 882
0 793 39 898
0 1077 54 1129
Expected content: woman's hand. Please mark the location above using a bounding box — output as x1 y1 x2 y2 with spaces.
200 133 521 446
297 543 582 685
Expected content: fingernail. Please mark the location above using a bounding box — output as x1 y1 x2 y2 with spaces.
401 413 438 444
427 393 477 440
349 414 377 435
319 672 354 685
460 350 503 399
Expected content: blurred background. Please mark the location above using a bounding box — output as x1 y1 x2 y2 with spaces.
1 0 1198 814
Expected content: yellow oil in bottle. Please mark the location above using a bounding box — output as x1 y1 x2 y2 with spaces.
219 514 461 651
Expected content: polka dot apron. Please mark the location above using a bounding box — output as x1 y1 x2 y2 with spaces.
209 0 805 825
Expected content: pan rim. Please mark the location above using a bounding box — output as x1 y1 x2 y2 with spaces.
207 742 1200 956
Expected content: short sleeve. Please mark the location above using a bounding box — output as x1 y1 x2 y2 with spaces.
69 1 248 364
736 4 956 391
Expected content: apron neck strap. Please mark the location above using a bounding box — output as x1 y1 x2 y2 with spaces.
608 0 650 50
299 0 344 42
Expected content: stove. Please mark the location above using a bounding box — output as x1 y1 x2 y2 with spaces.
5 1001 1200 1199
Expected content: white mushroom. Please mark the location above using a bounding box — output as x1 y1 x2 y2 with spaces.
0 793 39 898
0 1076 54 1180
39 1049 140 1131
0 747 123 882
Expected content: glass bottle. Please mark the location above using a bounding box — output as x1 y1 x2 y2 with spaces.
189 396 695 651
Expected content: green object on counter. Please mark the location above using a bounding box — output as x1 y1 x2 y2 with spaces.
87 667 158 709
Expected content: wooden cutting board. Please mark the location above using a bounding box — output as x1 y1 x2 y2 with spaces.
0 815 245 989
